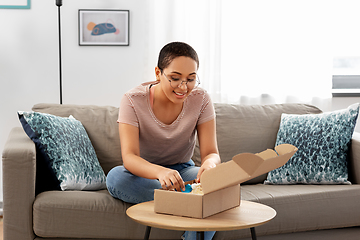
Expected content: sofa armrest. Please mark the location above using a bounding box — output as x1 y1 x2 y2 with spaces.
2 127 36 240
349 132 360 184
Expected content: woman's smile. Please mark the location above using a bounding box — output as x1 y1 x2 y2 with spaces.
173 90 187 98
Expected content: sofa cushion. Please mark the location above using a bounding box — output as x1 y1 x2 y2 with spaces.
32 103 122 175
192 103 322 184
32 185 360 239
231 184 360 238
33 190 182 239
266 103 359 185
18 111 106 191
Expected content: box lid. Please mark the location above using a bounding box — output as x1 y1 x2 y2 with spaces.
200 144 297 194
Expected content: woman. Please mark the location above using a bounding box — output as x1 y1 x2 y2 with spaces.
106 42 220 240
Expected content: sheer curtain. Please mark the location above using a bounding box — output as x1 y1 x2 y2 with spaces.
146 0 360 109
145 0 223 101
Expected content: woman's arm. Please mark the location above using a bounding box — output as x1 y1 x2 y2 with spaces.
119 123 185 191
196 118 221 182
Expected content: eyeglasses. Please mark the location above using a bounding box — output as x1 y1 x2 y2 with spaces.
163 72 200 89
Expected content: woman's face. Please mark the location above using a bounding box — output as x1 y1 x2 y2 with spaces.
156 56 198 105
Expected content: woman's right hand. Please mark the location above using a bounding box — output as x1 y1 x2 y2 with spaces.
157 168 185 192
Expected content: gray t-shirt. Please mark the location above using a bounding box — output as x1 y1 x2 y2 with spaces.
118 81 215 166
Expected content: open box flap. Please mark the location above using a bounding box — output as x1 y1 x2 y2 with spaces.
201 144 297 194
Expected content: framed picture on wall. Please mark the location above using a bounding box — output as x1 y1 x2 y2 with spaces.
0 0 30 9
79 9 129 46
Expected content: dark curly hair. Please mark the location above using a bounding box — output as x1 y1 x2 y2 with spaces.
157 42 199 72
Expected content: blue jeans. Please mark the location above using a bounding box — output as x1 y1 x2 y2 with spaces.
106 160 216 240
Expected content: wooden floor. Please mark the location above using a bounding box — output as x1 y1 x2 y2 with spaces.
0 217 3 240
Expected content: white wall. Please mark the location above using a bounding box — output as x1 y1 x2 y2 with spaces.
1 0 360 204
0 0 153 202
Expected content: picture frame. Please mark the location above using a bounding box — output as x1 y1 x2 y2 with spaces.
79 9 129 46
0 0 30 9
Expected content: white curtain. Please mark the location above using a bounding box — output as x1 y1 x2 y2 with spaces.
145 0 223 102
146 0 360 109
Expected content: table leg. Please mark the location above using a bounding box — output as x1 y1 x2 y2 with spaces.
250 227 257 240
196 231 205 240
144 226 151 240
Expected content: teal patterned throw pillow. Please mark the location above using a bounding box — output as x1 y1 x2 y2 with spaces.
18 111 106 191
265 103 359 185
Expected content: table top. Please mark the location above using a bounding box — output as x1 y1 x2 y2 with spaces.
126 200 276 232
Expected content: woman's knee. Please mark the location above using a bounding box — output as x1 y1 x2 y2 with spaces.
106 166 126 198
106 165 161 203
106 166 126 188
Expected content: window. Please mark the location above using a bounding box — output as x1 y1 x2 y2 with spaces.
332 57 360 97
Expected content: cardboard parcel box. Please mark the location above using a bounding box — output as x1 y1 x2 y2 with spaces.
154 144 297 218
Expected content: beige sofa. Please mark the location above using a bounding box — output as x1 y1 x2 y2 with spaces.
3 102 360 240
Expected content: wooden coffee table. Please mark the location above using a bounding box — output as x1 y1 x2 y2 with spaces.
126 200 276 240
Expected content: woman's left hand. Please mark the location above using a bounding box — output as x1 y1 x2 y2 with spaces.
196 119 221 183
196 155 219 183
